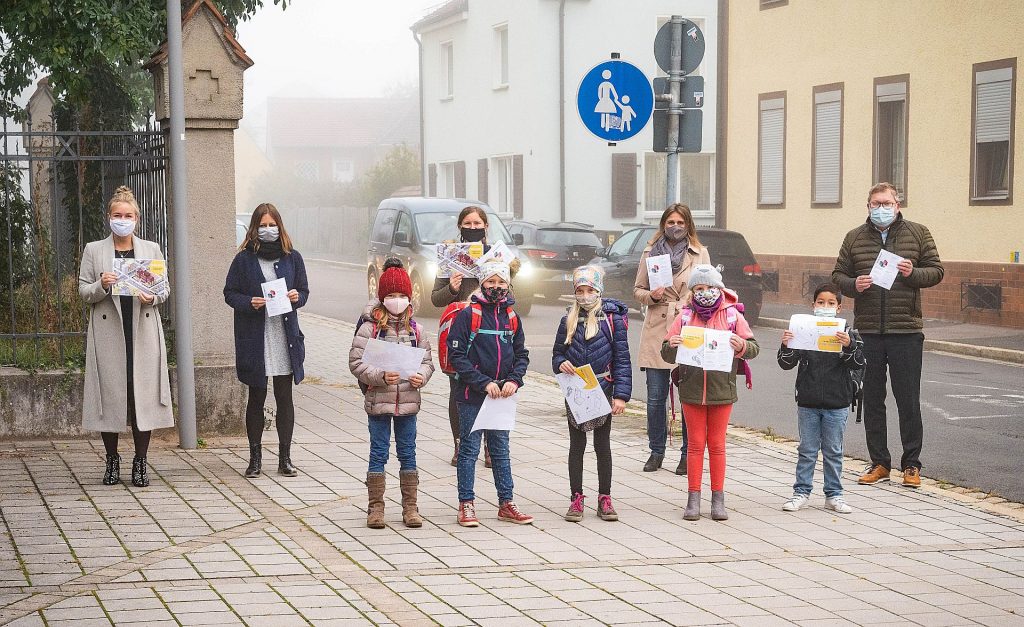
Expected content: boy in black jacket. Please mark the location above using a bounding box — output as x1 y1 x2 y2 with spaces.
778 284 865 514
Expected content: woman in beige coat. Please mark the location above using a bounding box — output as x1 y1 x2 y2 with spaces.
633 204 710 475
78 186 173 488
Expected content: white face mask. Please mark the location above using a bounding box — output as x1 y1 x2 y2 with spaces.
258 226 279 242
813 307 838 318
575 294 600 310
110 218 135 237
383 297 410 315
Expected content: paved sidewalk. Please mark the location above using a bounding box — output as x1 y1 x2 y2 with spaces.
2 314 1023 626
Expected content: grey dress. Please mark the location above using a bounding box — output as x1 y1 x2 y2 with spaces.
258 257 293 377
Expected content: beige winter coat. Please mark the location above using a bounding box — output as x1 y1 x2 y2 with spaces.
78 235 174 432
349 314 435 417
633 242 710 369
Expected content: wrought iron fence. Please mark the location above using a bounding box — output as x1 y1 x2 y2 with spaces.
1 114 167 369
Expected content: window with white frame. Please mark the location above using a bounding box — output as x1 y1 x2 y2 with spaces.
758 93 786 206
494 24 509 87
972 60 1015 202
490 155 514 215
643 152 714 218
295 160 319 182
438 162 456 197
332 159 354 183
440 41 454 99
813 85 842 205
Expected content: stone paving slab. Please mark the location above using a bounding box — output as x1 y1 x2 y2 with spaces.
1 313 1023 625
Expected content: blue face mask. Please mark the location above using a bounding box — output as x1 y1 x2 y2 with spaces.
869 206 896 228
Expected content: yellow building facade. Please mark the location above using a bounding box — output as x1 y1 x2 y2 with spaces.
724 1 1022 327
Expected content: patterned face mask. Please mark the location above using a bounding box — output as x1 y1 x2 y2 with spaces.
482 286 509 302
692 287 721 307
575 294 599 310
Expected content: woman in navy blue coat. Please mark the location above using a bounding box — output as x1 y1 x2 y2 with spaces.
552 266 631 523
224 203 309 479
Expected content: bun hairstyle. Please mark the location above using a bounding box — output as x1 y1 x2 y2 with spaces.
108 185 140 216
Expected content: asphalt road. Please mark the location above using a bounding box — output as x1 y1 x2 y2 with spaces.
306 259 1024 502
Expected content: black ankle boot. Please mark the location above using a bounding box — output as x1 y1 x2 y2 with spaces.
131 456 149 487
245 445 262 478
278 443 297 477
103 453 121 485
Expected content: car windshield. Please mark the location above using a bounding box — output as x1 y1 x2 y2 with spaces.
414 211 514 245
536 229 602 247
699 231 756 266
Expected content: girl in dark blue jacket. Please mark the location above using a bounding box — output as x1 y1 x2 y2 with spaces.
552 266 632 522
224 204 308 480
447 261 532 527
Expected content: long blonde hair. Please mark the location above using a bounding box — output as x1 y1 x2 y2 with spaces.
370 303 413 336
564 299 603 345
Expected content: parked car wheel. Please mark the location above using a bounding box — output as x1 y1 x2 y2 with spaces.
366 269 378 302
410 272 436 315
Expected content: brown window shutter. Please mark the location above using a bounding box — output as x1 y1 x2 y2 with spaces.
428 163 437 196
477 158 488 202
454 160 466 198
611 153 637 218
513 154 524 219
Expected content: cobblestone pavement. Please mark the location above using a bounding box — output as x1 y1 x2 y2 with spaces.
2 313 1023 626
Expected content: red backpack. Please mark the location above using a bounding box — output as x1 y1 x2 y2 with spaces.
437 301 519 375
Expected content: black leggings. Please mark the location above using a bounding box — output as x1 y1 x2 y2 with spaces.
447 375 460 442
101 386 150 458
245 375 295 450
568 410 613 497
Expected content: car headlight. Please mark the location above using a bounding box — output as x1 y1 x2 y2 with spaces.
426 261 438 280
517 260 535 278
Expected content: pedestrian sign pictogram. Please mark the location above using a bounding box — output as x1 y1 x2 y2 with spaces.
576 60 654 142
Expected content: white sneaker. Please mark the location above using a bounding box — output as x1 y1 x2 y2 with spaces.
825 496 853 514
782 494 809 512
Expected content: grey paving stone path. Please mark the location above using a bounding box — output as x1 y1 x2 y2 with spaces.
2 313 1023 626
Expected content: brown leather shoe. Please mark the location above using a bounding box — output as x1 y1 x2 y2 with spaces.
902 466 921 488
858 464 891 485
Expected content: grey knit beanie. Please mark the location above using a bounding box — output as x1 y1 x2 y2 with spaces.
687 264 725 290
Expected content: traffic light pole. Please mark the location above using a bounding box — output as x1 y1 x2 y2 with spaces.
665 15 684 208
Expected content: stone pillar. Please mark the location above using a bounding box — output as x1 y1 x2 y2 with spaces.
146 0 253 435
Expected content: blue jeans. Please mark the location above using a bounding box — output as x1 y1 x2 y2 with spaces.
646 368 686 455
367 414 417 473
457 402 513 502
795 407 848 498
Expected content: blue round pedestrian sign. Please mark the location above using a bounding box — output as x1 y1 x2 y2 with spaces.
576 60 654 142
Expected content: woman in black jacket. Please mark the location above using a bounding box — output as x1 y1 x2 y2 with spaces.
224 203 309 478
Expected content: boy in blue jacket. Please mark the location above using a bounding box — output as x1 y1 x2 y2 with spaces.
777 283 865 514
448 261 532 527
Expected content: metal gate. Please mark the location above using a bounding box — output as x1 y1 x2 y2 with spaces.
1 115 168 369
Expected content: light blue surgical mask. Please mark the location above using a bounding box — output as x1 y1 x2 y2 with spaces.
813 307 838 318
258 226 279 242
869 205 896 228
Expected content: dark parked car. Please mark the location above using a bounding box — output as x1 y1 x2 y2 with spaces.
366 198 536 315
507 221 604 298
590 226 763 325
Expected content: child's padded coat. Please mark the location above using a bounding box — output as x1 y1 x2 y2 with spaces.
446 292 530 406
349 307 435 417
551 298 632 401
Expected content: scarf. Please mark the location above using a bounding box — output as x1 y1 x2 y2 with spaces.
251 240 283 260
649 234 690 275
692 294 722 321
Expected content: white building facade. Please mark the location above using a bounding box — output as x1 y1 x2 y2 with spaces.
412 0 723 233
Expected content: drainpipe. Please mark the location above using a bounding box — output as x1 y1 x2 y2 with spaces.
413 30 426 195
558 0 567 222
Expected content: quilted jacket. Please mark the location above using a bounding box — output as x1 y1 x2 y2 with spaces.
349 309 435 417
551 298 632 401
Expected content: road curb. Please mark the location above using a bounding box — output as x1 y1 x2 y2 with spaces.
758 316 1024 365
307 257 365 270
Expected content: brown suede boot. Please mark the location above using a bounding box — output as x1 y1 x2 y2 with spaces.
399 470 423 528
366 472 386 529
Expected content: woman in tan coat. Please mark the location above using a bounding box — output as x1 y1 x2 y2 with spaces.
78 186 173 488
633 204 710 474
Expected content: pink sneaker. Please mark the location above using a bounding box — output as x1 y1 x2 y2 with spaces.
597 495 618 521
497 500 534 525
457 500 479 527
564 493 585 522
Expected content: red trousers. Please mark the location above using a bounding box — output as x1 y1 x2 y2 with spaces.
683 403 733 492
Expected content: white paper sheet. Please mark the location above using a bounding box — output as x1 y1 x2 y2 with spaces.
674 326 735 373
556 364 612 425
645 254 673 290
360 338 427 379
261 278 292 317
472 394 518 432
111 258 168 297
788 314 847 352
435 242 485 278
869 249 904 290
475 240 514 268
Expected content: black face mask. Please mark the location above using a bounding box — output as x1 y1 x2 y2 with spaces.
460 227 486 242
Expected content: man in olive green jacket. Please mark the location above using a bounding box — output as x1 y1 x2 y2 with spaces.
832 182 943 489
